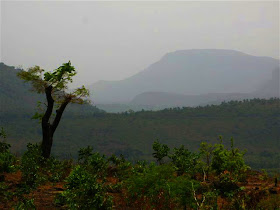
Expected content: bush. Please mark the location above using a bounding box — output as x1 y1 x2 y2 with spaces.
60 165 112 209
125 163 200 209
168 176 200 209
152 140 170 165
169 145 199 176
211 138 248 178
78 146 93 164
21 143 45 187
125 163 175 208
0 152 15 173
14 198 36 210
78 147 108 177
0 128 16 173
45 158 72 182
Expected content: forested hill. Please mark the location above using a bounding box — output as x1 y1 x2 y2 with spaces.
2 95 280 170
0 62 103 119
0 62 43 115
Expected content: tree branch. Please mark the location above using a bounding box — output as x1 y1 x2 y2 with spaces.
51 97 71 133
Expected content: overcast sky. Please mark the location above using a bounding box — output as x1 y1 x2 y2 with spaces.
1 1 279 87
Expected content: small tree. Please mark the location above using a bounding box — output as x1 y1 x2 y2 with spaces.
18 61 89 158
169 145 199 176
199 142 214 180
152 140 170 165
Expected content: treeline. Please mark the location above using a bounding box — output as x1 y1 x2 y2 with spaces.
2 98 280 171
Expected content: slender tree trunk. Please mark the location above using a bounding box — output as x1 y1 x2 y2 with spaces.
41 85 70 158
42 124 54 159
41 86 54 159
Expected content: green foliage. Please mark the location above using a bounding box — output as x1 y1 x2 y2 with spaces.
125 163 200 209
60 165 112 209
152 140 170 165
21 143 45 187
0 152 16 173
169 145 199 176
14 198 36 210
0 182 12 203
108 154 132 180
214 172 240 197
199 142 214 180
108 154 126 166
43 61 76 89
0 127 7 139
45 158 72 182
168 176 200 209
1 139 278 209
125 163 175 208
256 194 280 209
259 169 269 181
78 146 94 164
87 152 108 175
0 128 16 173
211 137 248 177
17 61 89 104
132 160 148 174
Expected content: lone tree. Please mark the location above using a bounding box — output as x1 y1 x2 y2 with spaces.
18 61 89 158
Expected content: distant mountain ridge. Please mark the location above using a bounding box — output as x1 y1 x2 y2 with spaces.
130 67 279 107
89 49 279 104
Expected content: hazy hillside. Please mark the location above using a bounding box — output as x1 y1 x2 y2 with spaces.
90 49 279 104
130 68 279 107
0 62 103 119
130 92 251 107
0 62 43 115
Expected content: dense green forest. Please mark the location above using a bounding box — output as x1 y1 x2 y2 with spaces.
2 98 280 171
0 63 279 171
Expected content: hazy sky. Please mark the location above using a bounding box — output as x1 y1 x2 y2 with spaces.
1 1 279 87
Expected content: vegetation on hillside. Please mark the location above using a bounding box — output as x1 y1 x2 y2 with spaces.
1 62 279 208
3 97 279 171
0 131 279 209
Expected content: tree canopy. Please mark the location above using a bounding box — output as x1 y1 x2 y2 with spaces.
17 61 89 158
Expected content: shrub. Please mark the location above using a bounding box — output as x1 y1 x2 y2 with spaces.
168 176 200 209
256 194 280 209
0 128 16 173
169 145 199 176
60 165 112 209
45 158 72 182
0 151 16 173
199 142 214 180
125 163 201 209
152 140 170 165
14 198 36 210
78 146 93 164
125 163 175 208
211 138 248 178
108 154 126 166
78 147 108 177
21 143 45 187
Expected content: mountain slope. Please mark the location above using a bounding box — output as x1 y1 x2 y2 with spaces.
0 62 103 119
3 98 280 171
130 68 279 107
90 49 279 103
